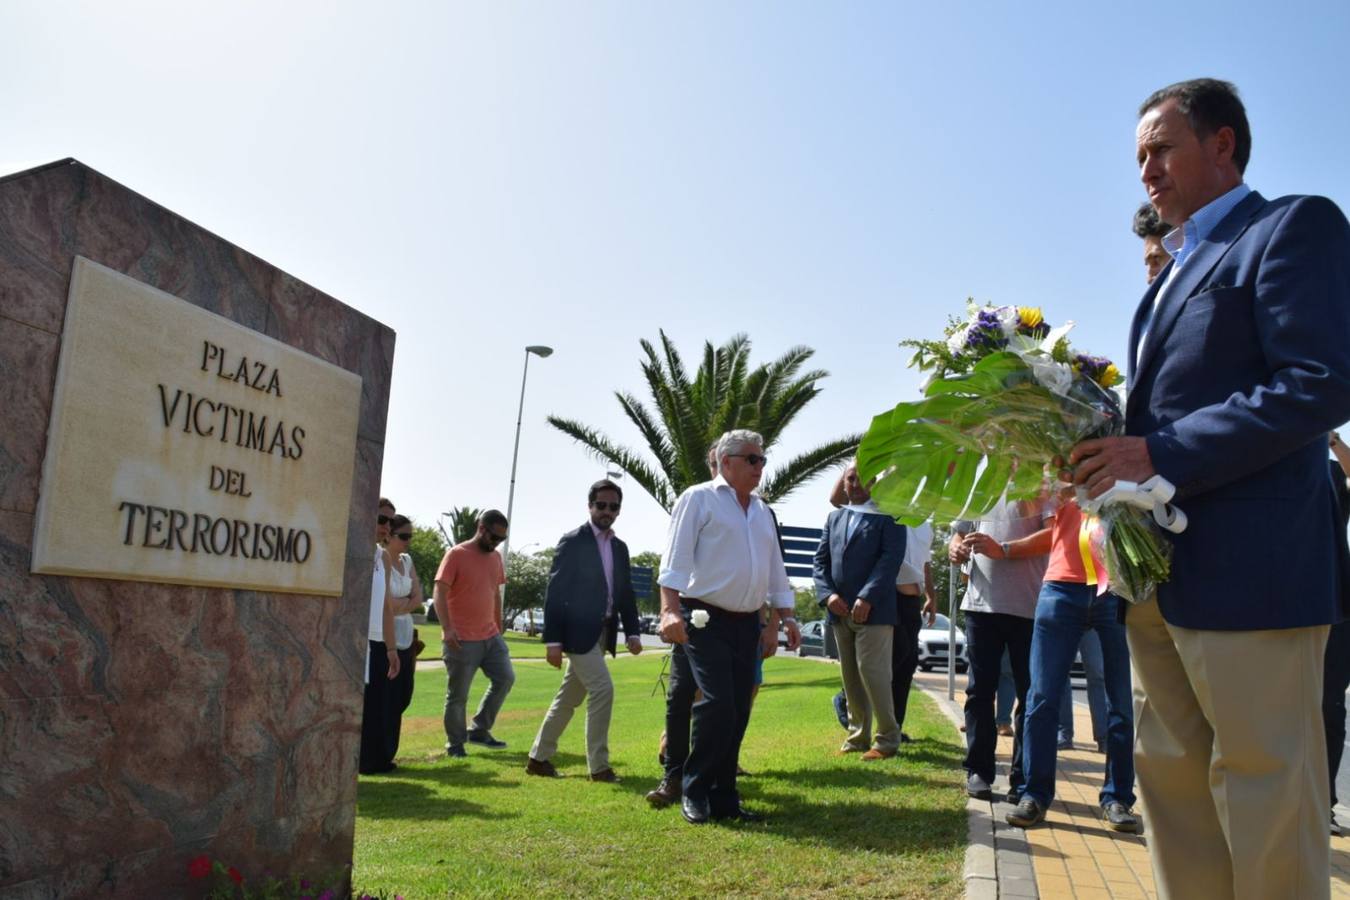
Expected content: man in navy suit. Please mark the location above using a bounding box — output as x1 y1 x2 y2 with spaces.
814 463 906 759
1072 79 1350 899
526 480 643 782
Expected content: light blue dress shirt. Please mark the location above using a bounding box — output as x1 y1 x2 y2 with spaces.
1161 182 1252 269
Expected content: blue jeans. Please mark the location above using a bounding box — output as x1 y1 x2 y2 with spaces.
1057 630 1108 744
1023 582 1134 808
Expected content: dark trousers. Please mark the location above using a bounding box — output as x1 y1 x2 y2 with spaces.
1324 619 1350 806
681 604 759 814
892 594 924 730
664 642 697 780
360 640 394 774
388 645 416 760
963 611 1033 792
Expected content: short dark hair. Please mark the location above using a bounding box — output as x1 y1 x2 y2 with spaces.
1132 203 1170 239
1139 78 1250 174
479 509 508 531
378 496 395 510
388 514 412 534
588 479 623 504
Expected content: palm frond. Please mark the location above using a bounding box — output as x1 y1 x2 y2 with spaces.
758 434 862 505
615 391 676 480
546 415 674 510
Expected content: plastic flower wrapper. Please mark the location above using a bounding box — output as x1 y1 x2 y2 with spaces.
859 301 1172 602
1088 500 1172 604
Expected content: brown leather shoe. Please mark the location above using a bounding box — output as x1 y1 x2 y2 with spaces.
525 757 559 778
646 776 681 808
589 768 622 783
861 748 896 761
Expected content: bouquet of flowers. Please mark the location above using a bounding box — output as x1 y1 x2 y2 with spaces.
857 300 1173 603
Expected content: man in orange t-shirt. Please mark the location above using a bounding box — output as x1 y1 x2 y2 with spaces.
433 509 515 758
1005 498 1138 833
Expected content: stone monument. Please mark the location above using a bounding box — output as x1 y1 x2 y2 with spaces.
0 159 394 897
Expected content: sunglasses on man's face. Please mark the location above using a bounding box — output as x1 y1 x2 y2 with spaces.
591 501 621 512
377 514 393 525
393 532 413 542
485 531 507 544
728 453 768 467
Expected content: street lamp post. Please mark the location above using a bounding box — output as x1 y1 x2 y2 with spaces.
502 345 553 579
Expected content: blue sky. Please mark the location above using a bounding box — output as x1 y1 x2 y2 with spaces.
4 1 1348 558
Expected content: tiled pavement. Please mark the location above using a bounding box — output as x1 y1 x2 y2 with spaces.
912 669 1350 898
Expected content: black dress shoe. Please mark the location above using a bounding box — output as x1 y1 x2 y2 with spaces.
714 805 765 823
681 795 711 825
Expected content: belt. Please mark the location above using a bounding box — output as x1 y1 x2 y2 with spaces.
679 597 758 620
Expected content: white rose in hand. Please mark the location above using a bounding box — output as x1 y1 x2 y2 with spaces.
690 609 710 629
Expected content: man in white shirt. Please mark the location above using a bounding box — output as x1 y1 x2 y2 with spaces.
658 429 801 824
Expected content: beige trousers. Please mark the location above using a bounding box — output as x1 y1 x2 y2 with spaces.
833 620 898 753
530 629 614 774
1127 596 1330 900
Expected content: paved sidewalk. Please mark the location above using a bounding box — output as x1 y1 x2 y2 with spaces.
913 669 1350 899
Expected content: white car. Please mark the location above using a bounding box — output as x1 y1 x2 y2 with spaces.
917 613 968 673
511 609 546 636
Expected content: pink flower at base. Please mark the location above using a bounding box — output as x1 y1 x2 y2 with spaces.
187 855 211 879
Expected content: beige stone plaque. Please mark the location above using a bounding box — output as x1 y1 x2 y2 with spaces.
31 257 362 595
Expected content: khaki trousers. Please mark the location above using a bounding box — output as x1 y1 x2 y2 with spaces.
833 620 899 753
530 630 614 773
1127 596 1330 900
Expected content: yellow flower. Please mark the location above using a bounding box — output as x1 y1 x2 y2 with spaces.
1018 306 1044 329
1100 363 1121 388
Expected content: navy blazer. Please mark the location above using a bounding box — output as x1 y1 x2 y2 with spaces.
813 508 906 626
1126 191 1350 630
541 523 641 655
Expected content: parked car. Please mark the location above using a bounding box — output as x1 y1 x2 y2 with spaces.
797 619 829 658
639 614 659 635
917 613 968 673
511 609 546 636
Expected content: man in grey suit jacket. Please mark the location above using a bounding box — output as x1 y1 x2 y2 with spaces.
526 480 643 782
1072 79 1350 899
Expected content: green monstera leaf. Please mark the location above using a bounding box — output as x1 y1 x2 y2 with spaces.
856 351 1119 525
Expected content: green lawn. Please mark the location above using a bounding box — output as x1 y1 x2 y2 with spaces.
353 653 968 899
416 630 549 661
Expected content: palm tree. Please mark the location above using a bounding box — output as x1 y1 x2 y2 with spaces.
548 331 859 511
442 506 482 544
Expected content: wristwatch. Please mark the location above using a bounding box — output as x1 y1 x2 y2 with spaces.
1000 541 1011 558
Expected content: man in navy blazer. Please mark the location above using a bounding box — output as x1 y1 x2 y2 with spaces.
814 463 907 758
526 480 643 782
1072 79 1350 899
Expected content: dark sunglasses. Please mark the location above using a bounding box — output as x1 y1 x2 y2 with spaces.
377 514 393 525
393 532 413 541
591 501 622 512
485 531 507 544
728 453 768 467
